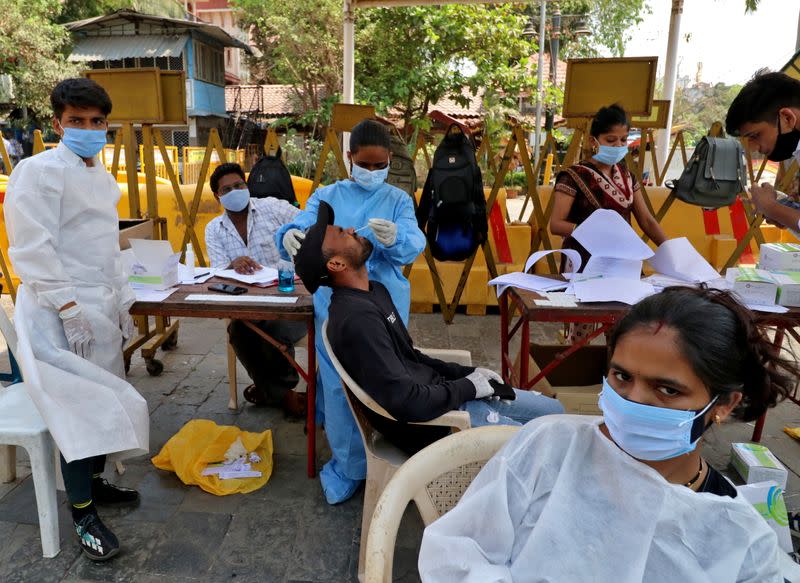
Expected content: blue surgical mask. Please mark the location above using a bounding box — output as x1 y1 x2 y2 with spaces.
219 188 250 212
599 377 718 461
593 144 629 166
351 163 388 191
61 127 107 159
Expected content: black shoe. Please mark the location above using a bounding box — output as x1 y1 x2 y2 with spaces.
92 477 140 506
74 513 120 561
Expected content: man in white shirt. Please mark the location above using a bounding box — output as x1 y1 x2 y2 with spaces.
205 162 306 416
726 71 800 230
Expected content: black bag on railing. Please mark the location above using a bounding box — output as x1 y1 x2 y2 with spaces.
667 136 746 209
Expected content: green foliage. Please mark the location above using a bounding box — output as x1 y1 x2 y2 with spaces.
57 0 183 23
279 128 340 183
1 0 78 118
556 0 650 58
671 81 743 146
233 0 342 116
355 5 537 127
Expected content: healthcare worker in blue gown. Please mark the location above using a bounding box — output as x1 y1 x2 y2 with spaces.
277 119 425 504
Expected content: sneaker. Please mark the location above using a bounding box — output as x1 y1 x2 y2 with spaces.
74 513 119 561
92 478 140 506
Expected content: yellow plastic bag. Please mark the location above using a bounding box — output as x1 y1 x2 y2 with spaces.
152 419 273 496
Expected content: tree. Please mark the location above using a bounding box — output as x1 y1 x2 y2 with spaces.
355 5 538 129
672 81 743 146
233 0 343 119
0 0 78 119
554 0 651 58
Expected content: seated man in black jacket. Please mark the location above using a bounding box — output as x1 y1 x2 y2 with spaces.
294 201 564 454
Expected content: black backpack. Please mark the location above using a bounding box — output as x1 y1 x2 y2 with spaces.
667 136 746 209
386 132 417 199
416 125 487 261
247 146 298 205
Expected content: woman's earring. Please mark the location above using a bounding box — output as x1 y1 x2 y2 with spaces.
714 414 721 425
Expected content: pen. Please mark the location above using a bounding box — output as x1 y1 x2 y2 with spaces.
194 272 211 279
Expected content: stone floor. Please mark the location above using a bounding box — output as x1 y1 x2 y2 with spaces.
0 311 799 582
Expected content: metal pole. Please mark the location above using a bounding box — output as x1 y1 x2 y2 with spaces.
342 0 355 162
532 0 547 165
545 4 560 133
656 0 683 169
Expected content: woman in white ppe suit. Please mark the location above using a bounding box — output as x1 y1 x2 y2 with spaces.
420 287 790 582
4 79 148 562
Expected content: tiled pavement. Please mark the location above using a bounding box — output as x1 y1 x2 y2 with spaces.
0 312 799 582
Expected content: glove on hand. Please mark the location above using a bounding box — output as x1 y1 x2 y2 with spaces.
60 305 94 359
474 367 503 383
368 218 397 246
488 379 517 401
120 310 135 341
282 229 306 257
466 370 494 399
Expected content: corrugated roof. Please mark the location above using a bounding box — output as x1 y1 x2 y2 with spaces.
68 35 186 62
225 84 327 117
65 9 252 54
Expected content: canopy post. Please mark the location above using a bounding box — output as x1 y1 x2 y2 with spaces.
656 0 683 169
532 0 547 166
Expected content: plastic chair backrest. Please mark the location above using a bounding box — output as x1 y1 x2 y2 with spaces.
322 320 399 421
364 425 519 582
9 299 43 393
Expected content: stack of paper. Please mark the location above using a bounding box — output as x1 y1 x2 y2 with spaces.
216 267 279 285
488 273 568 296
647 237 720 283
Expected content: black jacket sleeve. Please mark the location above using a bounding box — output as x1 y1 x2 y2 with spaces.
332 311 476 423
412 348 475 380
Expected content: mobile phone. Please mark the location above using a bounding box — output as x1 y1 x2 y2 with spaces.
208 283 248 295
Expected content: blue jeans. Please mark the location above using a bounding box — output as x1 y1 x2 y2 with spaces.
460 389 564 427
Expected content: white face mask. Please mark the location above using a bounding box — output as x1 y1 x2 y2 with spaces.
351 163 389 191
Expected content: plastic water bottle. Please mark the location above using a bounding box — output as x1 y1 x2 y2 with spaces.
278 260 295 293
185 243 196 271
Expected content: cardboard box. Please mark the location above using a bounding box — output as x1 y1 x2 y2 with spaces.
119 219 155 250
725 267 778 306
529 343 606 415
730 442 788 490
123 238 179 290
759 242 800 272
771 271 800 307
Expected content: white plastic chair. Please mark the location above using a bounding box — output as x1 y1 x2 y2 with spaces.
0 305 60 557
364 425 520 582
322 320 471 582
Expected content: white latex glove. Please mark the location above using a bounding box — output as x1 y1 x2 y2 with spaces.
466 370 493 399
368 218 397 246
282 229 306 257
59 305 94 359
474 367 503 383
120 310 135 341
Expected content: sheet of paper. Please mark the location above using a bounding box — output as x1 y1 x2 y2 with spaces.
179 266 216 284
488 272 569 297
642 273 695 289
572 277 655 305
133 287 177 302
215 267 279 285
583 256 643 280
572 209 654 260
534 292 578 307
524 249 582 274
185 293 298 304
746 303 789 314
129 238 180 271
648 237 720 283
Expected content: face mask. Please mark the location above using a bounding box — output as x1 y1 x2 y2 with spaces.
593 144 629 166
61 127 107 159
219 188 250 212
351 163 389 191
599 377 718 461
768 114 800 162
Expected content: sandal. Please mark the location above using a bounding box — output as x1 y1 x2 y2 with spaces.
243 384 270 406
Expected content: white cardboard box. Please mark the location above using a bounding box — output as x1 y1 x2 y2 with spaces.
725 267 778 306
770 271 800 307
759 242 800 272
123 239 179 291
730 442 788 490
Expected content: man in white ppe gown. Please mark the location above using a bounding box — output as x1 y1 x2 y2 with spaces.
5 78 148 562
